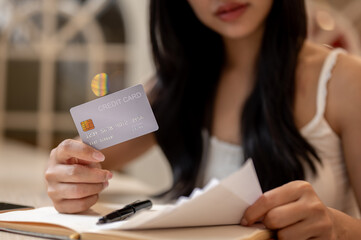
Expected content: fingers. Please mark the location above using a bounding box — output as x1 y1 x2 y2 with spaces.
276 219 312 240
275 216 333 240
45 163 112 184
269 204 334 239
47 177 111 213
241 181 313 226
53 195 99 214
240 181 335 239
50 139 105 165
48 182 108 200
46 139 110 213
262 201 306 229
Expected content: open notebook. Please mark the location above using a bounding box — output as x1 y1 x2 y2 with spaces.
0 160 272 240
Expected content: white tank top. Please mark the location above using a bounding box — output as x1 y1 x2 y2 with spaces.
201 49 360 217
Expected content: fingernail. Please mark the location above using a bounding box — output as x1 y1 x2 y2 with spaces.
92 152 105 161
241 218 248 226
103 181 109 188
107 172 113 180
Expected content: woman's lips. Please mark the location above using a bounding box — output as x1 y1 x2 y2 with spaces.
215 2 249 22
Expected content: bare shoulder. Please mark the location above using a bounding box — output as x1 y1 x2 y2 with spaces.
296 41 330 90
297 41 361 134
328 46 361 134
297 41 330 74
332 50 361 90
330 48 361 108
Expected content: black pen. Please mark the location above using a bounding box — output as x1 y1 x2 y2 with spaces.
96 200 152 225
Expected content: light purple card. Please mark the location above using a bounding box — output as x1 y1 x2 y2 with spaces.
70 84 158 150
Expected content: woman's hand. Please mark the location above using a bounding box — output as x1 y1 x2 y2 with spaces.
45 139 113 213
241 181 338 240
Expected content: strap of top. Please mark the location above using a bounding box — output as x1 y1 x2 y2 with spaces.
308 48 346 129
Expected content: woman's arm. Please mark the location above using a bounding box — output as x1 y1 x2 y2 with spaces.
241 52 361 240
330 53 361 212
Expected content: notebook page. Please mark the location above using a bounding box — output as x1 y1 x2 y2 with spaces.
0 207 99 233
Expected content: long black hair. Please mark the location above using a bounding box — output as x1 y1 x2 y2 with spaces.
149 0 320 197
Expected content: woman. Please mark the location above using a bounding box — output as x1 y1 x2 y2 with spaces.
45 0 361 239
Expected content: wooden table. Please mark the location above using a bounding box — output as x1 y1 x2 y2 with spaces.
0 140 159 239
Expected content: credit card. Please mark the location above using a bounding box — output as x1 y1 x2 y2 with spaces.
70 84 158 150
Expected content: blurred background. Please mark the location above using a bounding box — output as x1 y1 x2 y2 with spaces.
0 0 154 150
0 0 360 192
